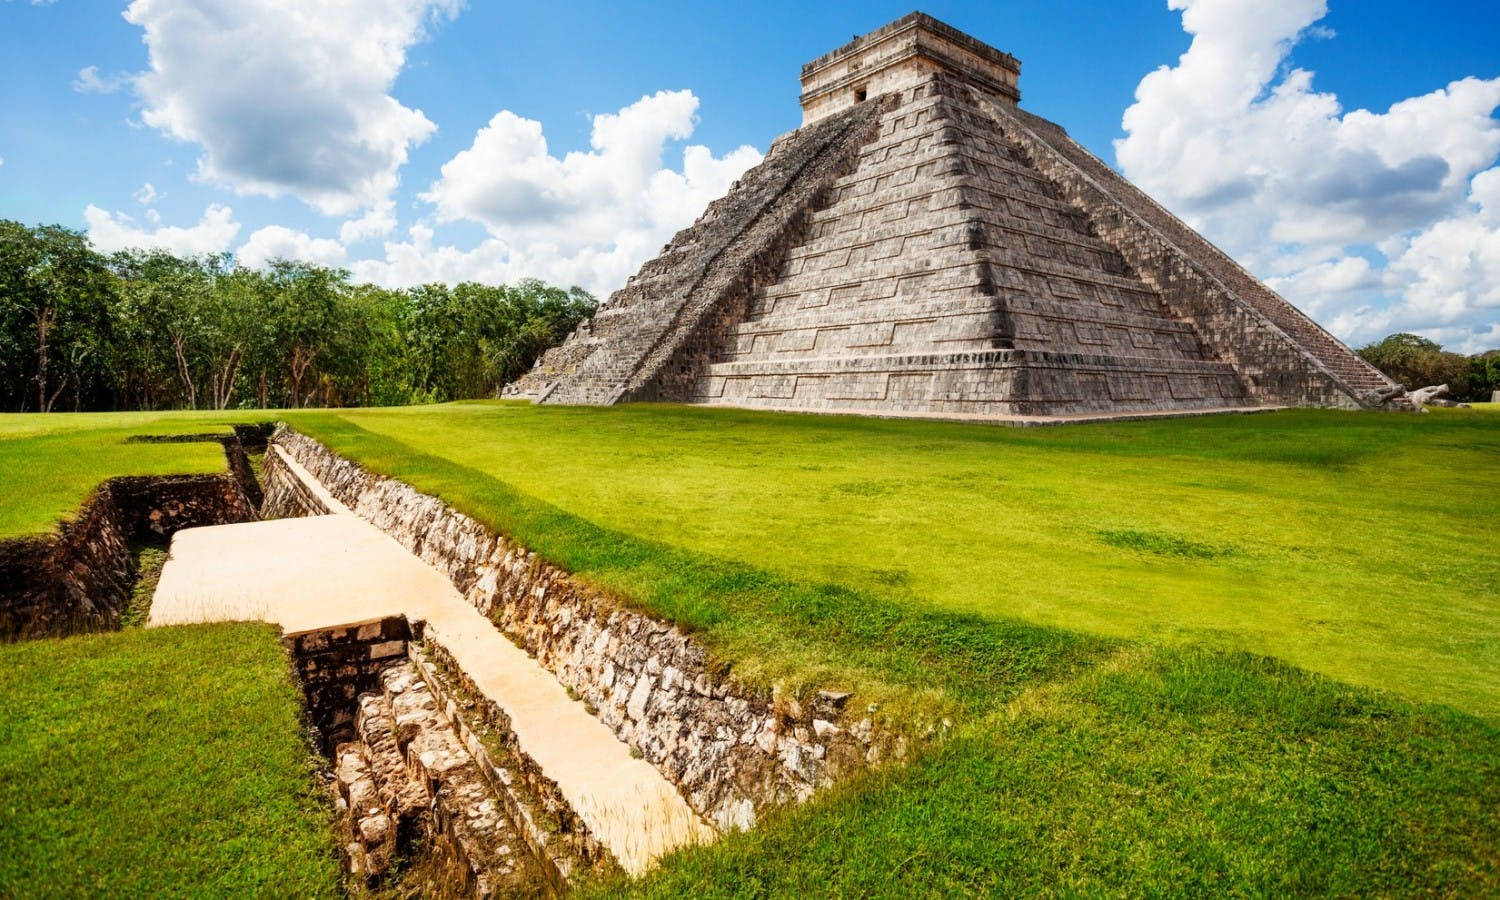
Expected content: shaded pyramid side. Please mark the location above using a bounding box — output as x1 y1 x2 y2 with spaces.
507 100 890 406
684 75 1254 417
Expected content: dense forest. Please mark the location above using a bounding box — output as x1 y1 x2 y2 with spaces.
1357 333 1500 402
0 220 596 412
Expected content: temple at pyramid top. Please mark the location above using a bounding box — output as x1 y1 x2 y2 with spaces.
506 13 1397 421
799 12 1021 125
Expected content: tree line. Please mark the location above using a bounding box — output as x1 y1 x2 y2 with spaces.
0 220 596 412
1357 333 1499 403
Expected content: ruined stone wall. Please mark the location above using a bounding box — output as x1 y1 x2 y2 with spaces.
269 427 899 832
0 473 256 639
260 447 331 518
284 616 412 750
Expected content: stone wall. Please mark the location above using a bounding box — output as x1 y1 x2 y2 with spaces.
283 616 413 750
260 447 331 518
0 473 256 639
269 427 899 832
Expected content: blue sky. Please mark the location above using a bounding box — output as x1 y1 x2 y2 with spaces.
2 0 1498 350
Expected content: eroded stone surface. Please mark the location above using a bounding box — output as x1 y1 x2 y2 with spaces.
332 661 540 895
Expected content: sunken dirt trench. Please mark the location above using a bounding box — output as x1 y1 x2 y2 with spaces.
144 426 896 896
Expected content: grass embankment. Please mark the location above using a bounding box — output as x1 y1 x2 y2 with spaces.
0 623 339 896
611 649 1498 896
273 402 1499 893
286 402 1500 720
3 403 1496 892
0 411 252 540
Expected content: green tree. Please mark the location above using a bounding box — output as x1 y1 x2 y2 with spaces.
1359 332 1500 402
0 222 114 412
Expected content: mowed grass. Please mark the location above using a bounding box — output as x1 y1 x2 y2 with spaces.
283 402 1500 720
606 648 1499 897
3 404 1497 893
0 623 339 897
0 411 251 540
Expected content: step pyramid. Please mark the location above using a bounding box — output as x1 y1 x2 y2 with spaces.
508 12 1395 420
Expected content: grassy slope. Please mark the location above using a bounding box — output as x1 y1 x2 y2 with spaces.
610 648 1498 897
286 402 1500 720
3 404 1496 892
0 411 252 540
0 623 339 897
274 403 1498 893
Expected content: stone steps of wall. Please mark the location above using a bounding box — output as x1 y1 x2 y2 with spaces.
332 662 542 895
409 639 615 888
702 348 1243 379
536 104 881 406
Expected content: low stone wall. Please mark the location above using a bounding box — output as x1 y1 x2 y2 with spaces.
284 616 413 750
0 473 256 639
269 427 898 832
260 447 331 518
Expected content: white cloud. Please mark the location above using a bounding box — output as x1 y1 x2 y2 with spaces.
1377 169 1500 345
84 203 240 256
122 0 460 217
392 89 761 294
1116 0 1500 352
339 201 398 245
237 225 347 268
72 66 133 95
133 182 159 205
349 222 652 292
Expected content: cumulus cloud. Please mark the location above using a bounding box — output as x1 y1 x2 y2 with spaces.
237 225 347 269
378 90 761 293
1116 0 1500 351
123 0 459 217
349 223 658 292
84 203 240 256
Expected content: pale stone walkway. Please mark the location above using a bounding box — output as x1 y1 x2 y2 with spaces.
151 448 714 875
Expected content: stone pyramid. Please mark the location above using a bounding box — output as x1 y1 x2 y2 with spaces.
507 13 1395 420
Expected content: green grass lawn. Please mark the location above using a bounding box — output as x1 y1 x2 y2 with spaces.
605 647 1499 897
3 402 1497 894
281 402 1500 721
0 411 254 540
0 623 339 896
